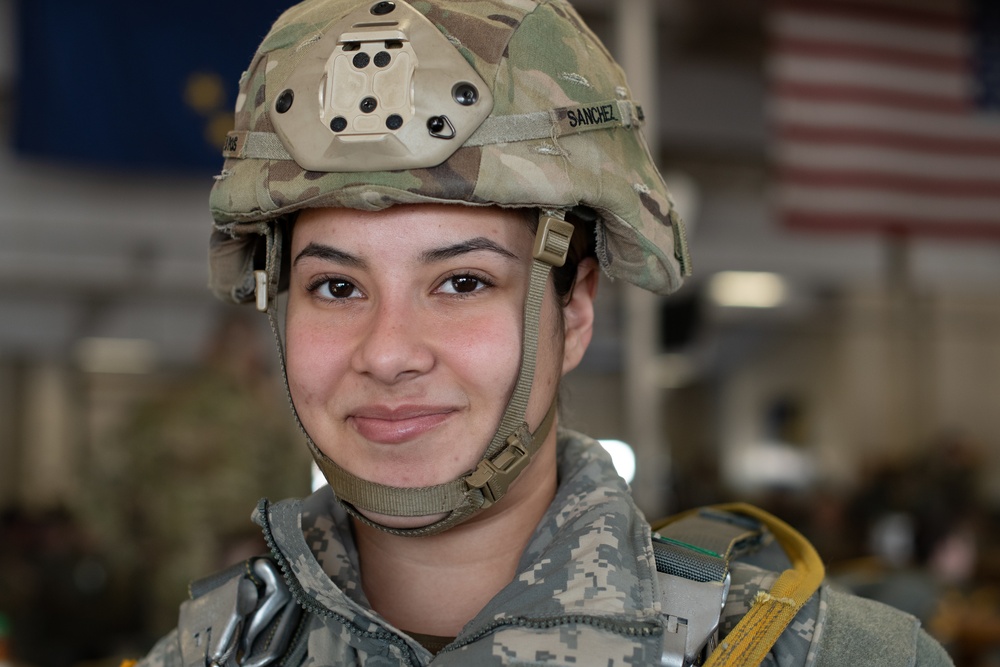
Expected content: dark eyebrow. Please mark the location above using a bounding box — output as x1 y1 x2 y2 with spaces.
421 237 519 263
293 237 519 268
293 242 366 269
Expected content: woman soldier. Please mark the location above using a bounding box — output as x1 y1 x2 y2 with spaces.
137 0 952 665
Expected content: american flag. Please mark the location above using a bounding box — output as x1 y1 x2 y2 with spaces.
767 0 1000 237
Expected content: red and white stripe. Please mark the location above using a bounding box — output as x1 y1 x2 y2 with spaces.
767 0 1000 236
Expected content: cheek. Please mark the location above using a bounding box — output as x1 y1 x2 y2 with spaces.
284 314 346 409
285 304 523 399
436 310 522 391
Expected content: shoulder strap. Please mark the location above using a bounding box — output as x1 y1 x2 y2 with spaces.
177 556 303 667
651 503 825 667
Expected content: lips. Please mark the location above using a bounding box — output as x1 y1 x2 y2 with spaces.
348 405 456 444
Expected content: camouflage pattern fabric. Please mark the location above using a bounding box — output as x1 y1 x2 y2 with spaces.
136 431 952 666
208 0 691 306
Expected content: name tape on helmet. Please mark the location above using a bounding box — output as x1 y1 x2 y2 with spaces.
224 99 645 161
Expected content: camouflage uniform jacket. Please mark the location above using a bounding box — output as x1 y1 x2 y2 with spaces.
139 430 952 666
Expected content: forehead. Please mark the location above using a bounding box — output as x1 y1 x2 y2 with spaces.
291 204 532 252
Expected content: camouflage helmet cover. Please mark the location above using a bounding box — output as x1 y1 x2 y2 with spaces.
208 0 691 303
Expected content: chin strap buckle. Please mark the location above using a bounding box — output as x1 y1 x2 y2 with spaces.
533 213 574 267
254 270 269 312
465 425 532 509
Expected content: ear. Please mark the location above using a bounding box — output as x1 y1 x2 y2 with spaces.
561 258 599 376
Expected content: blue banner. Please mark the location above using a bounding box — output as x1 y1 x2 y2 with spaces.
973 0 1000 111
13 1 282 171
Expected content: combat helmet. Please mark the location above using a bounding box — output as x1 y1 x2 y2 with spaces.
208 0 691 536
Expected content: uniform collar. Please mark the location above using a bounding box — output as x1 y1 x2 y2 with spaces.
253 430 662 647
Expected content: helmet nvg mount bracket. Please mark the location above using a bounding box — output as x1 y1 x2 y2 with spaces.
267 0 494 172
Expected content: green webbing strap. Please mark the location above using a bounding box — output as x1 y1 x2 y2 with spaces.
329 401 556 537
225 130 293 161
224 101 643 161
466 100 643 146
315 403 556 519
652 509 765 584
319 458 469 517
481 259 546 460
477 212 573 465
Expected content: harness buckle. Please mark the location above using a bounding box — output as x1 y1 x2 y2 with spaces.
178 557 302 667
658 571 730 667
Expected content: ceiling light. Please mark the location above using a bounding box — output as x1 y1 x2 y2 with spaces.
708 271 787 308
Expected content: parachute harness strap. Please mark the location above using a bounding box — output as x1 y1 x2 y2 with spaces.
651 504 826 667
257 213 574 537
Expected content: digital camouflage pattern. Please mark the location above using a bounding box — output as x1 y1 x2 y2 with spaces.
208 0 691 306
135 432 952 666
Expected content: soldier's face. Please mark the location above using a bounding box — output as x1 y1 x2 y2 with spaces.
285 204 590 527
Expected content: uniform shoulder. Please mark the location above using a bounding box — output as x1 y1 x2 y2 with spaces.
812 585 953 667
651 505 953 667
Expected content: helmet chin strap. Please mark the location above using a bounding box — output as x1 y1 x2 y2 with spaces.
257 211 575 537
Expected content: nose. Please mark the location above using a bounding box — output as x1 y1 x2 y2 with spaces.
351 296 434 384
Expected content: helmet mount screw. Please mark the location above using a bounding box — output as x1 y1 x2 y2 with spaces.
360 97 378 113
275 90 294 114
453 83 479 106
371 1 395 16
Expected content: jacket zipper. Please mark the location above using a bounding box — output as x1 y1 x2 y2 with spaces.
258 498 423 667
439 613 661 656
258 498 662 664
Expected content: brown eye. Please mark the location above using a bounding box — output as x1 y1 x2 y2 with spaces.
437 273 493 295
449 276 481 293
316 279 360 299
